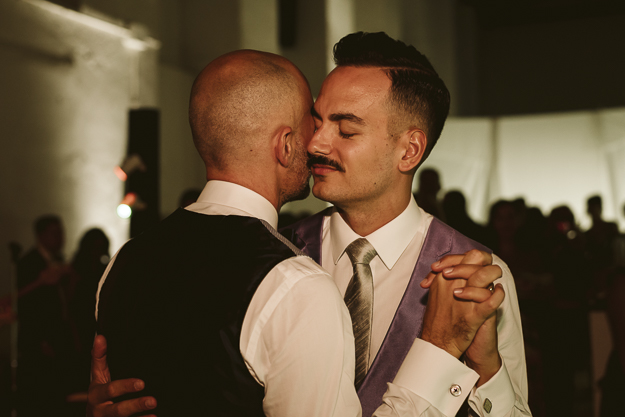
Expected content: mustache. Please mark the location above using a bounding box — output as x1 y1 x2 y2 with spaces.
307 154 345 172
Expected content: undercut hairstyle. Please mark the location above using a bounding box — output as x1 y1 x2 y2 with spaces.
333 32 450 163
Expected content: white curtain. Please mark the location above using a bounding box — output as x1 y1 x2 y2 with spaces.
419 108 625 229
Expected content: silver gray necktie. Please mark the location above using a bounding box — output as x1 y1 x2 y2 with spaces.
344 238 377 389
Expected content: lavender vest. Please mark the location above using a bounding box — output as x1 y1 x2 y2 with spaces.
281 209 490 417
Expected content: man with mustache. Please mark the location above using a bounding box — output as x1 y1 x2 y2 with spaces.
88 33 529 416
278 32 530 417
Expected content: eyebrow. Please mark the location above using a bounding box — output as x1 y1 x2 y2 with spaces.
311 106 366 126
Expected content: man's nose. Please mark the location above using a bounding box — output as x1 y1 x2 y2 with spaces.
308 128 332 155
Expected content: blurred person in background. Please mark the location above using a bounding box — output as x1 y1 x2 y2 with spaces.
441 190 488 245
584 195 620 302
69 228 110 384
542 205 592 417
413 168 442 218
599 202 625 416
16 214 76 416
485 200 520 268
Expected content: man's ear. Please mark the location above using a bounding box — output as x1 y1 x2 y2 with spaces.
398 129 427 173
275 126 294 168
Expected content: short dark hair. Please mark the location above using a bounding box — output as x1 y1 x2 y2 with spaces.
333 32 450 163
34 214 61 236
587 195 602 208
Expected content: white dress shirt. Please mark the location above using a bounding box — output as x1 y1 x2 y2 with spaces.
321 196 532 417
96 181 427 417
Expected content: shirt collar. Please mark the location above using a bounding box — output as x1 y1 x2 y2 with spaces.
190 180 279 228
330 196 422 269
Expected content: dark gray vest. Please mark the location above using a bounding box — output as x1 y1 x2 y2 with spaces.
281 209 490 417
99 209 299 416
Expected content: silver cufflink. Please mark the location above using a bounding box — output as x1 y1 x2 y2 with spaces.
450 384 462 397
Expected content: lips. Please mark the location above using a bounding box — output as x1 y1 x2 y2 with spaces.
310 164 338 176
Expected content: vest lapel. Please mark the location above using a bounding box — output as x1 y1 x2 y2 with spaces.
357 218 457 416
280 208 330 265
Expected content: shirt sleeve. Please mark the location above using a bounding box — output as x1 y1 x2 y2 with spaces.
240 256 362 417
374 338 479 416
374 256 532 417
467 257 532 417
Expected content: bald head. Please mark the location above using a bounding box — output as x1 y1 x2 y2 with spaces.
189 50 310 172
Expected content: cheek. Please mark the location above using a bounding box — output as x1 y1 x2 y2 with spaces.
368 141 395 167
368 144 399 184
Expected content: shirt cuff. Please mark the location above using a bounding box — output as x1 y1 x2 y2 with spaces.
392 338 479 416
468 358 515 415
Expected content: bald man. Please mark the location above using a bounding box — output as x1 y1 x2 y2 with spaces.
93 50 360 417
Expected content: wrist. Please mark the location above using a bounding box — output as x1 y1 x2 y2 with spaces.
420 330 464 359
465 354 501 387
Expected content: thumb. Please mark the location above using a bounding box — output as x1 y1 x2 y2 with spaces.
91 334 111 383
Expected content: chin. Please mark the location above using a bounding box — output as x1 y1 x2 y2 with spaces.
311 185 338 206
285 183 311 203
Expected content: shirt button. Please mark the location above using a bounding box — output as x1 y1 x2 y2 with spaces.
450 384 462 397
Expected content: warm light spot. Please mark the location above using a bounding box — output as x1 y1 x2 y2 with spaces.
123 38 147 51
117 204 132 219
114 166 127 181
121 192 137 206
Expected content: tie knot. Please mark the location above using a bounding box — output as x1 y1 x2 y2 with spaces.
345 238 377 265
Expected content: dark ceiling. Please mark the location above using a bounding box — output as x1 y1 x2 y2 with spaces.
461 0 625 28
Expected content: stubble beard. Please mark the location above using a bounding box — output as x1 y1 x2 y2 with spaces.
282 140 311 204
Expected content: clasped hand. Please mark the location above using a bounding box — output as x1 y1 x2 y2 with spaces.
420 250 505 385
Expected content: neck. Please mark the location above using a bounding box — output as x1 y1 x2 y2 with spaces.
336 192 411 236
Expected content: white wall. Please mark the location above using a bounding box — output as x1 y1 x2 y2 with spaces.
158 63 206 216
0 0 158 301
